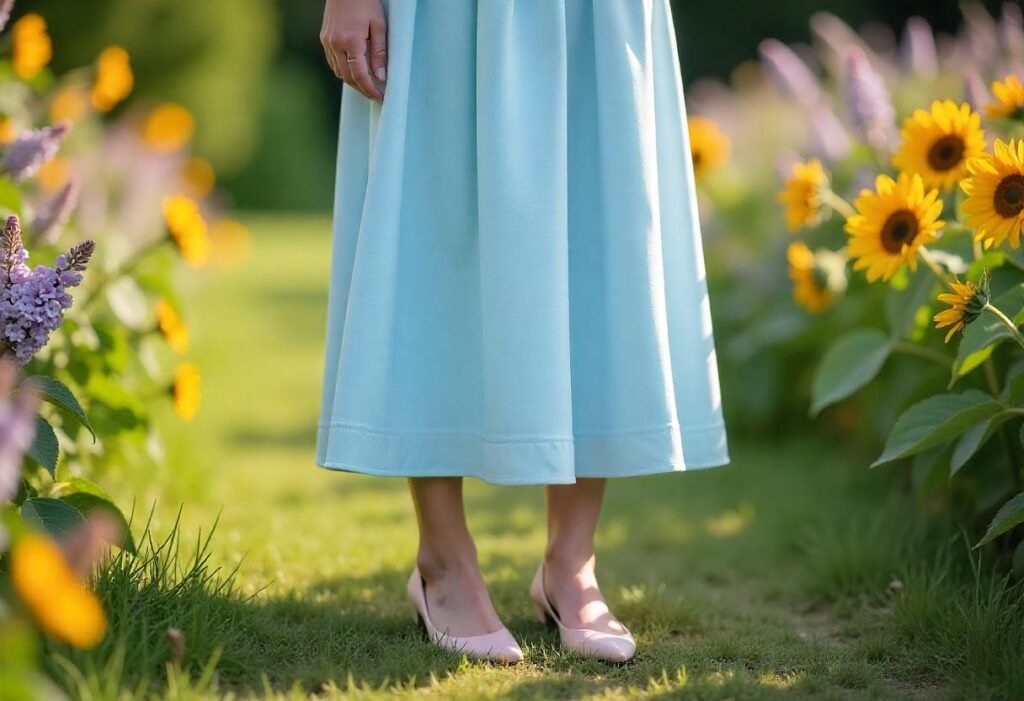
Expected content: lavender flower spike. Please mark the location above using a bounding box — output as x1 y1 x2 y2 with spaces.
3 121 71 182
32 176 80 244
758 39 821 106
900 16 938 77
0 0 14 35
0 215 94 364
843 48 896 151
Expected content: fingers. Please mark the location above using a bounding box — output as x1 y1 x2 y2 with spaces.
340 32 383 102
369 18 387 84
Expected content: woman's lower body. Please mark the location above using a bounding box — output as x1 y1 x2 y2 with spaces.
316 0 728 661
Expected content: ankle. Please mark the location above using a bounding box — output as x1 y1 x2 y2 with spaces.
417 542 479 583
543 547 596 581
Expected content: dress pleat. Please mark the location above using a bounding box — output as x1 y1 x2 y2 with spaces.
316 0 729 484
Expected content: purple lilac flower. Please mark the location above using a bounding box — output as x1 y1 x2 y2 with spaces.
0 216 93 364
810 106 852 162
965 69 992 113
32 176 80 244
758 39 821 107
3 121 70 182
0 0 14 34
1002 2 1023 62
901 16 938 76
962 2 1001 69
843 49 896 151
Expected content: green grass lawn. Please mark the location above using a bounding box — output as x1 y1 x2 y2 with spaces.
48 214 1024 700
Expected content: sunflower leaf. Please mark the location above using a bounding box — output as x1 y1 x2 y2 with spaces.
26 415 59 477
810 329 891 416
950 411 1014 476
976 491 1024 547
871 390 1005 467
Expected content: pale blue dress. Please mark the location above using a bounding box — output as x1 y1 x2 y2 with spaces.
316 0 729 485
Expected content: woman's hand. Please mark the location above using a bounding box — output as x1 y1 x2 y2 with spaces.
320 0 387 103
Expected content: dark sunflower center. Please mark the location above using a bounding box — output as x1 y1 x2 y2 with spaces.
881 210 919 253
995 174 1024 218
927 135 966 172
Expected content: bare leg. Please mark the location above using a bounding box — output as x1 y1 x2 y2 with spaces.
409 477 503 636
543 478 627 633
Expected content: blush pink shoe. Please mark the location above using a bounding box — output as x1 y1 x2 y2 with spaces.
407 568 524 664
530 563 636 663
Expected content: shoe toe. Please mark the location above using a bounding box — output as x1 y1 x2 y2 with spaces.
583 632 636 663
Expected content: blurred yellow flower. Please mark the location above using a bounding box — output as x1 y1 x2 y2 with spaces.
962 139 1024 250
688 116 730 178
846 173 944 282
172 362 202 421
933 278 988 343
91 46 133 112
10 533 107 649
209 218 252 268
49 86 90 124
37 156 69 192
155 299 189 354
182 157 215 198
787 241 833 313
12 13 52 80
143 103 194 153
986 75 1024 121
893 100 985 191
163 195 211 268
0 115 17 144
778 159 828 232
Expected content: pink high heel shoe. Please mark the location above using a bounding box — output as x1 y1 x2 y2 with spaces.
406 568 524 664
530 563 636 663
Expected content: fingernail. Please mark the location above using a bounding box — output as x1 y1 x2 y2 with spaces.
376 66 386 81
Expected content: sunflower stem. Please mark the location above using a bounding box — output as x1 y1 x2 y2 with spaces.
821 189 856 219
917 247 956 287
983 303 1024 351
890 340 953 367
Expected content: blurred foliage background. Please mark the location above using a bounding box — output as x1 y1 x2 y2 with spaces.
23 0 1009 213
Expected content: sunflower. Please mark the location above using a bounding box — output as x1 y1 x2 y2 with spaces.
0 115 16 144
787 242 834 313
91 46 133 112
986 75 1024 121
162 195 211 268
892 100 985 191
845 173 945 282
155 299 189 354
12 13 51 81
962 139 1024 250
778 159 828 232
688 116 730 178
10 533 107 649
933 276 989 343
172 362 201 421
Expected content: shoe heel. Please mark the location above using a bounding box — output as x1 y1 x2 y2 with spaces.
532 600 556 629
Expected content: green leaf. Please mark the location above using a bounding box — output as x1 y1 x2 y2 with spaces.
872 390 1005 467
950 411 1015 476
885 267 937 339
27 375 95 440
66 476 110 499
26 415 58 477
811 329 891 415
976 491 1024 547
952 284 1024 380
20 497 84 536
1014 541 1024 580
60 492 136 553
